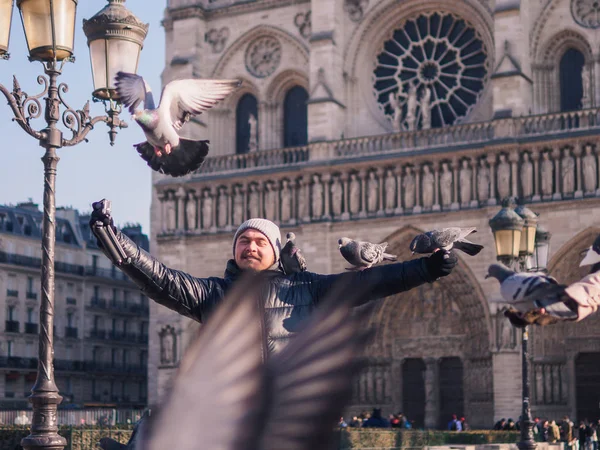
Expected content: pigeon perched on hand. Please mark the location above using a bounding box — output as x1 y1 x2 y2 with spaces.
580 234 600 267
486 263 577 319
338 237 397 271
280 232 307 274
410 227 483 256
132 274 370 450
115 71 241 177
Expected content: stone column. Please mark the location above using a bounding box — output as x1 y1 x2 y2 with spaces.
394 170 404 215
377 168 385 217
322 173 332 220
414 163 422 214
175 186 186 231
470 156 479 207
509 150 519 197
359 169 368 218
210 188 218 233
532 149 541 202
424 357 439 429
433 161 441 212
242 184 248 224
158 191 167 233
552 147 562 200
451 158 460 210
302 177 311 223
487 154 497 206
341 173 351 221
574 144 584 198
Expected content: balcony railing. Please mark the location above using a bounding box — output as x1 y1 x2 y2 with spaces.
66 297 77 305
24 323 38 334
88 297 148 315
84 361 145 375
5 320 19 333
65 327 78 339
26 292 37 300
0 251 85 276
85 266 129 282
6 289 18 297
0 356 37 369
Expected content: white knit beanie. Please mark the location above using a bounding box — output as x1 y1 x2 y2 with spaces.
232 218 282 262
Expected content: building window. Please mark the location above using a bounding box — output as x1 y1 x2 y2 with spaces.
93 285 100 299
67 312 73 328
283 86 309 147
7 341 13 357
27 277 34 293
560 48 585 112
236 93 258 154
27 308 34 323
7 305 15 321
94 315 102 330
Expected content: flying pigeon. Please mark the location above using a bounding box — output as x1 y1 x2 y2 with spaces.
115 71 241 177
125 274 370 450
580 234 600 267
486 263 577 319
409 227 484 256
338 237 397 271
280 232 307 274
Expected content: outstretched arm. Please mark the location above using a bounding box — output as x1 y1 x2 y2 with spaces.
309 251 457 306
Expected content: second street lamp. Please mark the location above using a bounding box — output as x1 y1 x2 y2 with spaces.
489 198 524 267
0 0 13 59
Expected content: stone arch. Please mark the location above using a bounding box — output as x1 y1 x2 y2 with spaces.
265 69 309 104
538 29 593 66
342 0 494 134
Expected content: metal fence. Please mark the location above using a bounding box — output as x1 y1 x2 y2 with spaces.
0 408 146 426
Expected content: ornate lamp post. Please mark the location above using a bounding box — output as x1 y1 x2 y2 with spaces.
489 198 550 450
0 2 148 449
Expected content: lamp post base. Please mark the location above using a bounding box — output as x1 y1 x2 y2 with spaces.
20 386 67 449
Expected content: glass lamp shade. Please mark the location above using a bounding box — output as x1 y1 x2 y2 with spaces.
83 0 148 101
17 0 77 62
514 203 539 256
0 0 13 57
532 227 551 272
492 228 522 260
489 198 524 261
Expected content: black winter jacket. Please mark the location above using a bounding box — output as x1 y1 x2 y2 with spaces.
115 231 435 353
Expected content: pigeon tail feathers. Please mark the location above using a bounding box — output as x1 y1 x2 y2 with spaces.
135 139 210 177
382 253 397 262
453 239 484 256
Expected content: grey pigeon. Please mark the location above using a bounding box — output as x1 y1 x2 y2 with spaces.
130 274 370 450
486 263 577 319
410 227 483 256
580 234 600 267
338 237 397 270
115 72 241 177
280 232 307 274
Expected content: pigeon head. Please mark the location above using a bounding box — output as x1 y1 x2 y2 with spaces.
133 110 158 131
338 237 351 248
409 234 429 254
286 232 296 243
485 263 515 282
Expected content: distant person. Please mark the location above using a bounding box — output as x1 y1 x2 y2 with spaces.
14 411 30 425
362 408 391 428
448 414 462 431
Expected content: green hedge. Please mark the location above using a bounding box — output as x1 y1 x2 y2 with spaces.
0 425 133 450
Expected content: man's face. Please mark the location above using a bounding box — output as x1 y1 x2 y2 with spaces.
234 229 275 272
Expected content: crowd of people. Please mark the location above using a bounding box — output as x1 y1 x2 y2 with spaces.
338 408 415 429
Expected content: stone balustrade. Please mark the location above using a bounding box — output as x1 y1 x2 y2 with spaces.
156 111 600 236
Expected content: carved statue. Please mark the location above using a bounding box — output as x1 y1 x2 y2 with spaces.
311 174 323 218
477 158 490 202
264 182 277 221
388 92 403 132
385 169 396 211
403 166 415 209
583 145 597 193
422 165 434 207
248 184 260 218
497 154 510 199
248 113 258 152
166 192 176 231
541 151 554 196
297 179 307 219
349 172 361 214
459 159 472 205
420 86 432 130
520 152 534 198
185 192 196 231
440 162 453 207
160 327 176 365
582 67 591 106
406 83 418 131
561 148 575 194
367 171 379 213
280 179 292 222
217 187 228 228
331 176 343 216
232 185 244 226
201 190 213 230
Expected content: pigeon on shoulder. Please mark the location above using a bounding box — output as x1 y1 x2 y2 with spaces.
338 237 397 271
115 72 241 177
280 232 307 274
410 227 483 256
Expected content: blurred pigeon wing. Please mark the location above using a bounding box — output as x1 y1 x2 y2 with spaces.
115 72 156 114
580 245 600 267
135 140 210 177
160 79 241 127
498 272 558 305
360 242 380 263
259 285 370 450
143 277 266 450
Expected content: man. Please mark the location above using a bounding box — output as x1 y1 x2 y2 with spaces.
90 211 457 354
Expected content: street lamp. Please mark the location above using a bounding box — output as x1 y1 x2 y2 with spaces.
489 197 548 450
0 0 13 59
530 227 551 273
0 1 148 449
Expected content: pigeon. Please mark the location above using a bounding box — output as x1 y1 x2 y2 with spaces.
486 263 577 319
338 237 397 270
409 227 484 256
115 71 241 177
280 232 307 274
580 234 600 267
129 273 371 450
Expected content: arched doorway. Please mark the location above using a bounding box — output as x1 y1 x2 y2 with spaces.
403 358 426 428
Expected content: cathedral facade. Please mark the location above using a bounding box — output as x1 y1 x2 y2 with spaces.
149 0 600 428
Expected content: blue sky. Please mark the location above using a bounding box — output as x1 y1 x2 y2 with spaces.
0 0 166 235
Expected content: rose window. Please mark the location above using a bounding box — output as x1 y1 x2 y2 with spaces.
373 12 488 129
571 0 600 28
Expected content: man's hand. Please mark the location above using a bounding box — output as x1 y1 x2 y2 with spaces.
90 200 116 231
424 249 457 280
